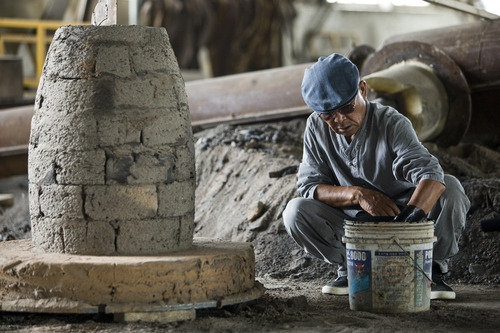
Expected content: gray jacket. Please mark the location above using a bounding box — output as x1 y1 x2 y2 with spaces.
297 101 444 217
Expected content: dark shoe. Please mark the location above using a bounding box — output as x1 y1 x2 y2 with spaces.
431 268 455 300
322 275 348 295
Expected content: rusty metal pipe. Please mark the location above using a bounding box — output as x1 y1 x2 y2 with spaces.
361 41 471 147
0 106 32 177
363 61 449 142
186 63 311 129
366 19 500 141
382 19 500 91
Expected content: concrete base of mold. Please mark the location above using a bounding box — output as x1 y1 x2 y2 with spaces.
0 238 264 322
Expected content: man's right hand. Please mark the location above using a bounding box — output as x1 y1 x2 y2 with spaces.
355 187 400 217
314 184 400 217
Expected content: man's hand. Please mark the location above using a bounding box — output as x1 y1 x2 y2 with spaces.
314 179 443 220
315 184 400 216
393 205 427 222
356 187 400 217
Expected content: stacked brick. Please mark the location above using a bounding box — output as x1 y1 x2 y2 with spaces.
28 26 195 255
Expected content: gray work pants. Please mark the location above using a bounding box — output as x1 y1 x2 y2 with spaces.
283 174 471 275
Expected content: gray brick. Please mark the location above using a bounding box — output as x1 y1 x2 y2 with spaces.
31 217 64 253
85 184 158 220
158 181 195 217
28 148 56 185
30 111 99 152
95 45 131 77
173 144 196 182
104 148 175 184
128 150 175 184
179 213 194 246
105 150 134 184
173 78 189 108
55 149 106 185
83 221 118 254
42 38 95 79
131 43 177 75
96 113 142 147
35 79 95 115
29 25 196 255
30 217 117 255
113 76 178 109
115 218 187 254
28 183 40 218
38 185 84 219
142 108 190 147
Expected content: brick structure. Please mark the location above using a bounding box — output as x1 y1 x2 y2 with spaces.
1 26 263 320
28 25 195 255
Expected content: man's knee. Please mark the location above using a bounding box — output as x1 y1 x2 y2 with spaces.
283 197 307 233
433 174 469 234
442 174 471 210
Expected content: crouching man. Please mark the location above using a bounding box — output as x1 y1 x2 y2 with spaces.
283 53 470 300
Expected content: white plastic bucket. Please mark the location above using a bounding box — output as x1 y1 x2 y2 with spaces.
343 220 436 313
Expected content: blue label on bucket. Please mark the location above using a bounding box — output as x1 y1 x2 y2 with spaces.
347 249 371 305
414 249 433 307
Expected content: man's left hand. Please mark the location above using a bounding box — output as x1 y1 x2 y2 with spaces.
393 205 427 222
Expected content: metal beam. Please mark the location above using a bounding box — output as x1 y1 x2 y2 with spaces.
423 0 499 19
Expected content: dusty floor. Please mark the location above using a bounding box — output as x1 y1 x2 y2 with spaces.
1 279 499 332
1 118 500 332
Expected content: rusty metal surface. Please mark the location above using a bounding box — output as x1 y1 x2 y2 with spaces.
186 63 311 128
469 89 500 136
379 19 500 139
346 44 375 71
383 19 500 90
0 56 23 101
0 106 32 178
363 61 450 142
0 154 28 178
361 41 471 147
423 0 499 20
0 106 32 147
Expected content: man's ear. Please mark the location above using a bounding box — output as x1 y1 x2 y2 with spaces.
359 80 367 98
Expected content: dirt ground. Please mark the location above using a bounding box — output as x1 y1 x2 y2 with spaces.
1 117 500 332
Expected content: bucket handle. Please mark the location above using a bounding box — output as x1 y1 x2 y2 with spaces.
390 236 432 283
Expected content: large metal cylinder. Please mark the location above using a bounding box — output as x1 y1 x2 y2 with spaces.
374 19 500 139
363 61 449 142
361 41 471 147
0 56 23 102
186 63 311 128
28 25 195 255
0 105 31 177
383 19 500 90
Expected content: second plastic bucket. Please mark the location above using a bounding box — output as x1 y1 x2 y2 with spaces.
343 220 436 313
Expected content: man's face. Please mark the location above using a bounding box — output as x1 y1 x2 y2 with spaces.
318 81 367 142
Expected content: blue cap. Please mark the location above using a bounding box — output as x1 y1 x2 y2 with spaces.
301 53 359 113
